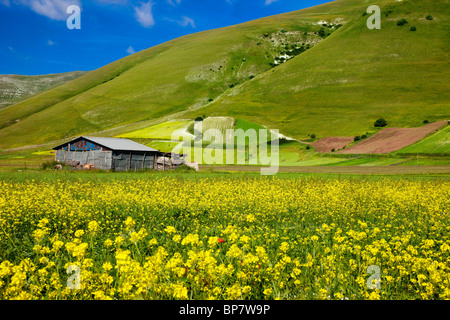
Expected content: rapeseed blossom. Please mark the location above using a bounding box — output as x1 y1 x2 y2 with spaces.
0 175 448 300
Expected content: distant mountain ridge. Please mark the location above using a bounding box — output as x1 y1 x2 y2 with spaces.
0 72 86 109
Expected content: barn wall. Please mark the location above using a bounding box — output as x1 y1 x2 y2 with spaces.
60 138 104 151
55 150 112 170
112 152 155 171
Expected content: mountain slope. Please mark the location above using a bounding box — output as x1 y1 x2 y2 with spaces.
0 0 448 150
185 0 450 139
0 71 86 109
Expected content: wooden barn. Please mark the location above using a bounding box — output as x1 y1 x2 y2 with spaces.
53 136 185 171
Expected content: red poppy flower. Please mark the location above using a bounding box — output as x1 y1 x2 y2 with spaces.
218 238 224 243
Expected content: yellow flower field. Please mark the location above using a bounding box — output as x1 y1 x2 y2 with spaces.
0 174 449 300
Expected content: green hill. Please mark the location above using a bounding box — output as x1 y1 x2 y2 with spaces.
0 0 448 151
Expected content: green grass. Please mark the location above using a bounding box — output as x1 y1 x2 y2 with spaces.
117 120 193 140
234 118 266 132
1 0 448 151
397 125 450 154
183 0 450 138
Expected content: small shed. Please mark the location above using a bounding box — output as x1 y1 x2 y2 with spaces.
53 136 183 171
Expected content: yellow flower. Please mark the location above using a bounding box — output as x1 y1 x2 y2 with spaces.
263 288 273 297
130 232 140 244
246 214 256 223
32 229 47 242
242 286 251 295
226 244 242 258
181 234 200 246
164 226 176 234
279 242 289 252
88 221 100 233
124 217 135 230
239 235 250 244
52 241 64 252
75 230 85 238
102 262 113 272
172 284 188 299
114 235 125 246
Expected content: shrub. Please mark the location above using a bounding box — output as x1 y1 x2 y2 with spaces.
374 118 387 127
410 26 417 31
310 134 316 139
361 134 367 139
41 160 65 170
397 19 408 26
317 28 326 37
174 164 196 173
195 116 204 122
423 120 429 124
354 136 361 142
306 145 311 150
426 15 433 20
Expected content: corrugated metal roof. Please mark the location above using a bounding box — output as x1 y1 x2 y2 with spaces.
82 136 159 152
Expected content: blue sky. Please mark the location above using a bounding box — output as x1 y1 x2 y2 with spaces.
0 0 329 75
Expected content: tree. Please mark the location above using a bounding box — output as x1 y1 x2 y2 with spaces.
317 28 326 37
426 15 433 21
397 19 408 26
374 118 387 127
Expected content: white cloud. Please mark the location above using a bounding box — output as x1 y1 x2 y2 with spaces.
0 0 11 7
15 0 81 21
179 15 195 28
126 46 135 54
134 1 155 28
265 0 278 5
47 39 55 46
166 0 181 6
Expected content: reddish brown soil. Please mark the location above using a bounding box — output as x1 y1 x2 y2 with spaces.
337 121 448 154
311 137 354 153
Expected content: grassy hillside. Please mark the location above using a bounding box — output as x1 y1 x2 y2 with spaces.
0 71 86 109
188 0 450 139
397 124 450 154
0 0 448 151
